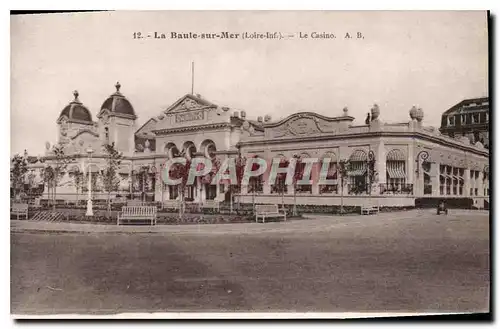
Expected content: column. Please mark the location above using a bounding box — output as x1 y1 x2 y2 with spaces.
463 168 471 197
477 172 484 196
431 162 440 197
407 144 414 185
154 176 162 202
376 141 386 191
311 161 320 195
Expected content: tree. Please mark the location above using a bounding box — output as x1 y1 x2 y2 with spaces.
135 166 150 202
41 165 55 206
169 160 191 219
68 168 84 206
101 142 123 212
273 158 289 211
231 155 246 214
51 145 70 211
10 153 28 199
366 154 378 195
292 154 304 217
337 159 351 214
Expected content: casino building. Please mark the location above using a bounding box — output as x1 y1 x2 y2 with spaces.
26 82 490 209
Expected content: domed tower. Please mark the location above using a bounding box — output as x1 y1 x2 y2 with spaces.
97 82 138 153
56 90 94 146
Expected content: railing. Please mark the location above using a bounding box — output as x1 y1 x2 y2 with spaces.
379 183 414 195
347 184 370 195
319 185 338 194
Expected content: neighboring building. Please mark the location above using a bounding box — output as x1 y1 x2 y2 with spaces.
23 83 490 209
439 97 489 148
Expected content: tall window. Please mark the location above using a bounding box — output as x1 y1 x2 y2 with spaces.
385 149 406 194
271 156 288 194
319 156 338 194
348 150 368 194
248 156 264 193
295 156 312 194
423 162 432 195
440 165 464 196
168 185 178 200
448 116 455 126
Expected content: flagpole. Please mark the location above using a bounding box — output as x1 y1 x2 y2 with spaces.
191 61 194 95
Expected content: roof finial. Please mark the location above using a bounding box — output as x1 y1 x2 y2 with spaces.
73 90 79 102
115 81 121 93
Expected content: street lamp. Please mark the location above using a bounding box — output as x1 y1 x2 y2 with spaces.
415 150 429 177
86 147 94 217
367 150 375 194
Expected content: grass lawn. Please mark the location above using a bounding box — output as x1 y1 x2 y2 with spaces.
11 210 490 315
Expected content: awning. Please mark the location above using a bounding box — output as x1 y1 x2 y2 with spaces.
348 168 366 176
349 150 367 162
387 167 406 179
386 149 405 161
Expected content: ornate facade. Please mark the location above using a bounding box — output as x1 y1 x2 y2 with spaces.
26 83 490 208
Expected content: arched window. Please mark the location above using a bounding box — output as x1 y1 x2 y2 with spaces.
271 155 288 194
385 149 406 194
294 153 312 194
248 155 264 194
319 152 338 194
104 127 109 143
348 150 368 195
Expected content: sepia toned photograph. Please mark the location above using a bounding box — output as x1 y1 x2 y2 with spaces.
10 10 490 319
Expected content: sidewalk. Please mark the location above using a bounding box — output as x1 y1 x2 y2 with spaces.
11 208 489 236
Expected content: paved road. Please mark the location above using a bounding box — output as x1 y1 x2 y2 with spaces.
11 210 490 315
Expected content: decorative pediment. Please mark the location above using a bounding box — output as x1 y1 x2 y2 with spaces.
164 94 217 114
265 113 349 139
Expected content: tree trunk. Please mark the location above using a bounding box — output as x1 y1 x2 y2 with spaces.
340 177 344 214
293 186 297 216
76 183 79 206
252 182 256 214
107 191 111 216
229 189 233 214
53 181 57 212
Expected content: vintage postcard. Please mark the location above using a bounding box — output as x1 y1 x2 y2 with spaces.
10 10 490 319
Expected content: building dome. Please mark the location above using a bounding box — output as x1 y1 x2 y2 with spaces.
100 82 136 117
58 90 93 123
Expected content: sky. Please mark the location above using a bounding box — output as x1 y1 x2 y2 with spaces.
10 11 488 157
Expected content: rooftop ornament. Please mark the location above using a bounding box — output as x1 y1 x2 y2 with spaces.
409 106 418 120
370 104 380 121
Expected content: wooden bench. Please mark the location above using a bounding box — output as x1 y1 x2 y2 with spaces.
12 203 29 220
255 204 287 223
361 205 380 215
117 206 157 226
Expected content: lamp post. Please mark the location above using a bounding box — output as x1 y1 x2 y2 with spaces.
415 150 430 178
86 147 94 217
367 150 375 195
415 150 429 196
